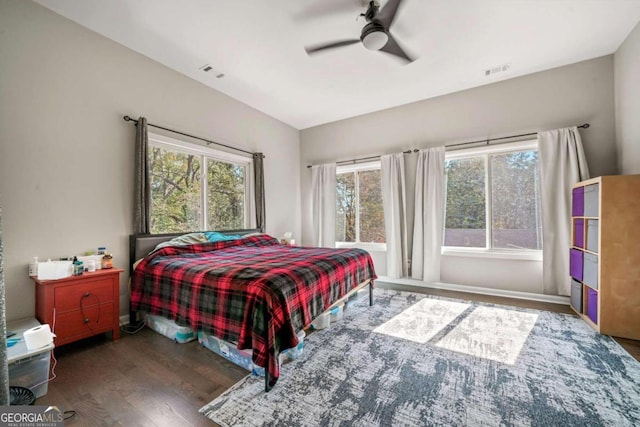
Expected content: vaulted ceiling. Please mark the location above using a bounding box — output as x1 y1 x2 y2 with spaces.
36 0 640 129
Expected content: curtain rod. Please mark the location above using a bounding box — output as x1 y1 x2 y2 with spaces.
435 123 591 151
306 149 413 168
122 115 263 158
306 123 590 168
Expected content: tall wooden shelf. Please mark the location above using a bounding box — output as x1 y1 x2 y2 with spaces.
570 175 640 340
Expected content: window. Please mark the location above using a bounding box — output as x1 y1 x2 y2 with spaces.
443 140 541 254
148 133 252 234
335 162 385 247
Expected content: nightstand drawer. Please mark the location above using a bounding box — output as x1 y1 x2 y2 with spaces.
34 268 122 346
54 303 114 343
54 278 114 313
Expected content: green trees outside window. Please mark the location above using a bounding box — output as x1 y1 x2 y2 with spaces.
149 143 249 234
336 168 385 244
444 148 541 250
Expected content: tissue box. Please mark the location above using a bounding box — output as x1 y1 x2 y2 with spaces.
37 261 72 280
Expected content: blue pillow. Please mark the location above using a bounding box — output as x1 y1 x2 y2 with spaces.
205 231 243 243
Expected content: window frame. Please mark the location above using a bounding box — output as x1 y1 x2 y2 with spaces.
442 139 542 261
148 132 254 232
335 161 386 251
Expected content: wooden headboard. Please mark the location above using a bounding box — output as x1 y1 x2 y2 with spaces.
128 229 261 276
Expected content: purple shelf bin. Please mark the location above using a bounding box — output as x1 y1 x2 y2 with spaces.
572 187 584 216
573 218 585 248
586 288 598 324
570 249 583 281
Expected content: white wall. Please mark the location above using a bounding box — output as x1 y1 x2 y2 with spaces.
615 22 640 175
300 56 616 294
0 0 301 321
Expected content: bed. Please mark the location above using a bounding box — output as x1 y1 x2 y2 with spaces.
129 230 376 391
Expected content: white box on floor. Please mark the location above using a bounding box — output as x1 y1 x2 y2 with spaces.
7 318 54 398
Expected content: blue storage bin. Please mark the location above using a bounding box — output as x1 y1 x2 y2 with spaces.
144 313 196 343
7 318 54 398
197 331 265 376
280 330 306 362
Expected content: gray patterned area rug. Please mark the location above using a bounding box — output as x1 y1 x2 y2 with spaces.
200 290 640 426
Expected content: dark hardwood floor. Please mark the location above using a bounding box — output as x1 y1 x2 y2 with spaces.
38 329 247 426
36 286 640 426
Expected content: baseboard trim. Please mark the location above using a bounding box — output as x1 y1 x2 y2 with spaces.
376 276 570 305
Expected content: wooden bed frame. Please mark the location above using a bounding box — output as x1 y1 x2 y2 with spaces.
128 229 373 391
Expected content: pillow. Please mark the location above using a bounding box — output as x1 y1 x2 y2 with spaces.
204 231 243 242
242 232 266 238
153 232 209 252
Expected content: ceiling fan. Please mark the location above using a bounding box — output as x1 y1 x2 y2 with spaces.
304 0 414 63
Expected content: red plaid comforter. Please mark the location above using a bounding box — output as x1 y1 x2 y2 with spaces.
130 234 376 386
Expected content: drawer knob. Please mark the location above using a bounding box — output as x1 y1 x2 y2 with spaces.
83 292 90 297
84 318 90 324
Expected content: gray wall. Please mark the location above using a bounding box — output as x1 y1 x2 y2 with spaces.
0 0 301 321
615 22 640 175
300 56 617 293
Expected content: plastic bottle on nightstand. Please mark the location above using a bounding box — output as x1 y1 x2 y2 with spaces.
28 257 39 276
101 253 113 269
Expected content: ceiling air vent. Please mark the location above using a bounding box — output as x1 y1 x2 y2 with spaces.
484 63 511 77
200 64 225 79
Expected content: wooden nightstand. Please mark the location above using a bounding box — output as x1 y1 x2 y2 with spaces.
33 268 123 346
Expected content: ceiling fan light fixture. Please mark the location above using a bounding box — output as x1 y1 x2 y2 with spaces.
362 30 388 51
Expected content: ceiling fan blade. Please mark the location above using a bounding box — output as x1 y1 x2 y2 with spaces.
379 32 414 63
377 0 404 29
305 39 361 55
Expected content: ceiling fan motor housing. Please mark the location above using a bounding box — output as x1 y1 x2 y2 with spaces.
361 21 389 50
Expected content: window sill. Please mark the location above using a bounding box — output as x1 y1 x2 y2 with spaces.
441 248 542 261
336 242 387 252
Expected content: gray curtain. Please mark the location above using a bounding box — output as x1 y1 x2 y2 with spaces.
253 153 266 232
0 208 9 405
134 117 150 234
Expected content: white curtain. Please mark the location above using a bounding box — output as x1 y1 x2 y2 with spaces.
381 153 409 278
411 147 446 282
538 127 590 295
311 163 337 247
